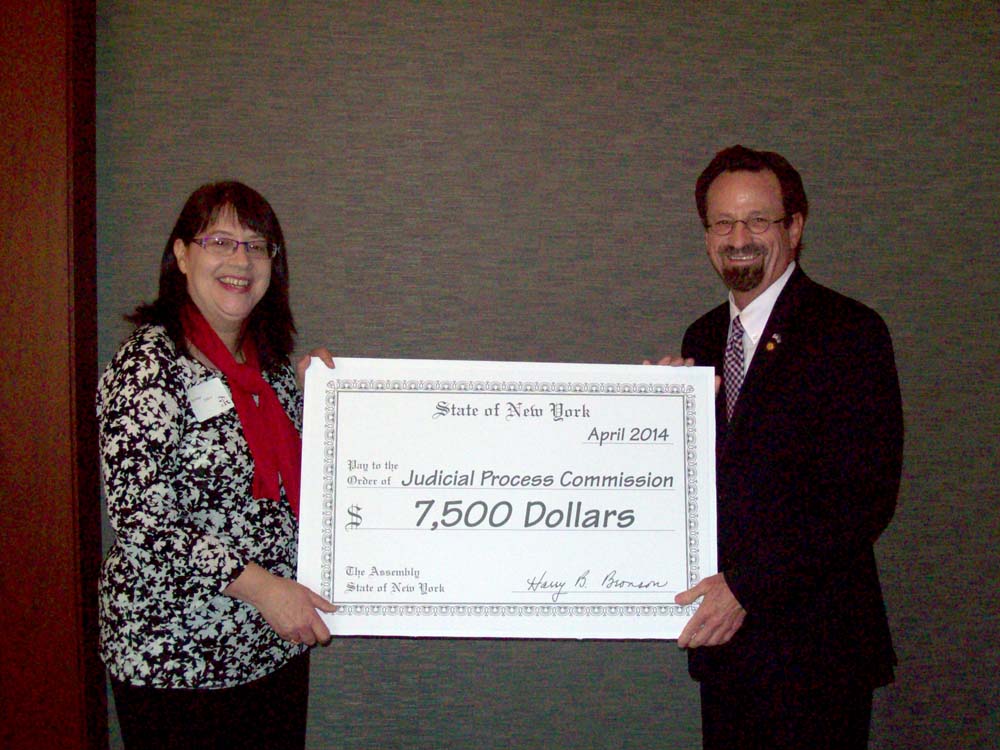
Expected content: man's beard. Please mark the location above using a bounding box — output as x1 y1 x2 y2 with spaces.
720 242 766 292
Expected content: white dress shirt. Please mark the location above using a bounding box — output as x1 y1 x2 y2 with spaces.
728 261 796 375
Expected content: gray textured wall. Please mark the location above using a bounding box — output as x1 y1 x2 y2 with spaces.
97 2 999 748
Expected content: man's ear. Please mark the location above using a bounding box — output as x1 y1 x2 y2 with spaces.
787 213 804 256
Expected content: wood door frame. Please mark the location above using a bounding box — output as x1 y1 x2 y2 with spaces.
0 1 105 747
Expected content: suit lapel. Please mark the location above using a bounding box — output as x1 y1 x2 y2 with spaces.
727 267 809 429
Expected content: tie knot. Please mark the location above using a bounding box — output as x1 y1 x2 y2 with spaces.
731 315 744 336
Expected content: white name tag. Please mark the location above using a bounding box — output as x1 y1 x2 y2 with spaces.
188 377 234 422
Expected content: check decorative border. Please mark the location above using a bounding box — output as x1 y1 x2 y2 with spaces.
318 379 702 618
331 603 691 617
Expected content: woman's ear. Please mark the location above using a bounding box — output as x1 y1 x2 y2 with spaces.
173 238 189 273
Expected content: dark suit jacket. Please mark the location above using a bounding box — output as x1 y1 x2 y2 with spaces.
681 266 902 689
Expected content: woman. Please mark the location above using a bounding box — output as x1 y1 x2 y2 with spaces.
98 181 335 749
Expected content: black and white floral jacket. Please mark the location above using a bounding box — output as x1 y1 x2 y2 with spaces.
97 324 306 688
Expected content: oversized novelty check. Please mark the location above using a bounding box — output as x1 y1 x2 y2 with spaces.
297 358 716 639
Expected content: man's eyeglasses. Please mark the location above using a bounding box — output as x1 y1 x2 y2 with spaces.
191 236 279 260
705 216 787 237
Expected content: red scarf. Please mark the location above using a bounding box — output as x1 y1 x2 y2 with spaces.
182 305 301 517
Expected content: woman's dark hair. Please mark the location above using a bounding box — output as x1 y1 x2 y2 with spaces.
127 181 296 371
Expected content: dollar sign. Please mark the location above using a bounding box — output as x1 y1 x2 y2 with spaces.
345 504 363 530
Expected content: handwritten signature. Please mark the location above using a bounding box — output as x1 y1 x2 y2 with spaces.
525 569 670 603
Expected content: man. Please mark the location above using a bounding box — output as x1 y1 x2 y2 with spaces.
668 145 903 749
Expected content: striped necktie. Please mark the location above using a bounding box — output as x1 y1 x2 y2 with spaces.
724 315 745 422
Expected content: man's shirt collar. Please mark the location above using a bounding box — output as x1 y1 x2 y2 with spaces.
728 261 796 345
